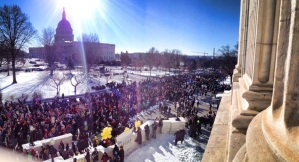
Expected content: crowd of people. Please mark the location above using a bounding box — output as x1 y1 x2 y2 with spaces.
0 71 230 161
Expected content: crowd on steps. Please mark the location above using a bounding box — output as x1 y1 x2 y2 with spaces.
0 72 230 161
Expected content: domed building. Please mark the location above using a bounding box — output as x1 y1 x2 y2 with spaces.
55 8 74 44
29 8 115 62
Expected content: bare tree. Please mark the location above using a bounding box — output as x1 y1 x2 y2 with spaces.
172 50 182 69
0 85 2 102
162 50 172 72
120 51 131 69
0 5 37 83
16 51 26 68
153 53 162 70
0 42 10 76
133 53 144 75
145 47 159 76
66 53 75 72
180 54 188 71
70 73 84 94
0 38 7 68
39 27 58 75
162 49 182 72
77 33 99 43
50 73 65 95
217 44 238 83
185 58 197 72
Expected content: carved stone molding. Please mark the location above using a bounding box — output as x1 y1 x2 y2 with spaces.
233 0 299 161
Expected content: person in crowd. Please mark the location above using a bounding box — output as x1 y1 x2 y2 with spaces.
119 145 124 162
168 107 171 118
158 117 163 134
85 148 91 162
197 119 202 136
174 128 186 146
92 147 99 162
189 120 197 138
144 124 150 140
101 152 109 162
61 149 68 160
152 122 157 139
134 127 142 145
113 144 120 160
93 135 99 147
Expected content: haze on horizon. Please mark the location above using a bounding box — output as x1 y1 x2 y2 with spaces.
0 0 240 56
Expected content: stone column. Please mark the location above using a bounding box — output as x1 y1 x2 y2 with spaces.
234 0 299 161
233 0 247 82
232 0 279 133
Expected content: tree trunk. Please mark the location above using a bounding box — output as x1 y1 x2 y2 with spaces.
50 65 54 75
6 66 9 76
12 54 17 84
74 86 77 94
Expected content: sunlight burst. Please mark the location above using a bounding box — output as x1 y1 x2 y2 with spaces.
56 0 101 19
55 0 107 41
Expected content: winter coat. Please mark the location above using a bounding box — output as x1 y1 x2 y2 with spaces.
174 129 186 141
190 123 197 132
135 128 142 144
152 124 157 131
85 152 91 162
113 145 119 157
144 125 150 134
92 150 99 161
119 148 124 162
101 153 109 162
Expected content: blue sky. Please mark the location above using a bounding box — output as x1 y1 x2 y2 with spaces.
0 0 240 55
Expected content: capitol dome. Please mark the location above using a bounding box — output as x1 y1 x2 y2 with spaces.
55 8 74 44
57 18 72 29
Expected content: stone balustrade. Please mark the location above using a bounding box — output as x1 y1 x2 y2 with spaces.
37 117 186 162
22 133 73 152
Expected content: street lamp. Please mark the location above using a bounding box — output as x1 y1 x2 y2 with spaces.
50 138 55 162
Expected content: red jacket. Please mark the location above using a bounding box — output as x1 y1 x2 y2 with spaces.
101 154 109 162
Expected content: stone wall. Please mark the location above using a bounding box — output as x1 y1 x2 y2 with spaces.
204 0 299 161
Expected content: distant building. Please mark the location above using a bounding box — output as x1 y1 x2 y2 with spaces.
29 8 115 63
28 47 43 58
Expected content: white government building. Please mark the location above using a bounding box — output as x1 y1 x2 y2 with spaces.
29 8 115 63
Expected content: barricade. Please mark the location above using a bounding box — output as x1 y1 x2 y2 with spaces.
22 133 72 152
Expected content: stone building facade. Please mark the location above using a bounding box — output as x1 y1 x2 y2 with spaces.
29 8 115 62
203 0 299 161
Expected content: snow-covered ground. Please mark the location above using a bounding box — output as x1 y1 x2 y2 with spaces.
220 76 231 85
0 71 102 101
125 131 209 162
0 68 174 101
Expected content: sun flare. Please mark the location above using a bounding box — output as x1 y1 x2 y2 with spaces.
55 0 107 40
56 0 101 20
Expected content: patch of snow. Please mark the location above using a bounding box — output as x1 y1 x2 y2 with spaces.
125 133 204 162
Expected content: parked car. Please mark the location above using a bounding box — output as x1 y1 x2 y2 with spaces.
36 68 44 71
0 68 8 72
